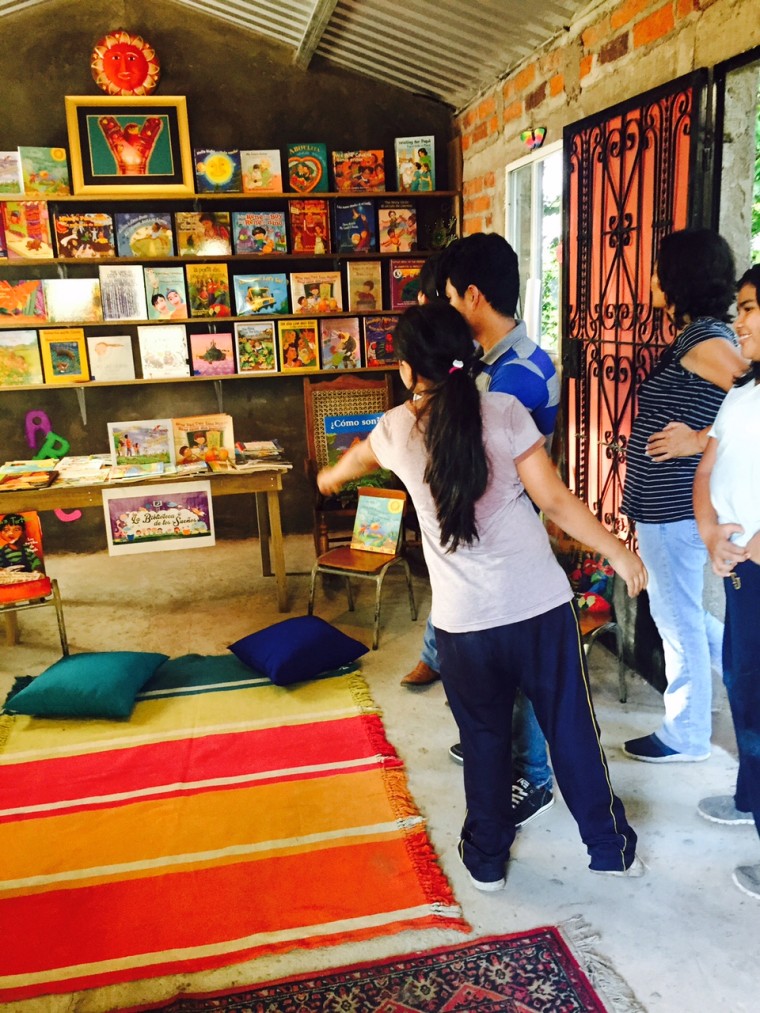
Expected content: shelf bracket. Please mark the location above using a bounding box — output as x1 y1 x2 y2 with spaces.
75 386 87 426
214 379 224 412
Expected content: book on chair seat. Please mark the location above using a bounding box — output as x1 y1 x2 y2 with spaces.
351 490 404 555
0 511 52 603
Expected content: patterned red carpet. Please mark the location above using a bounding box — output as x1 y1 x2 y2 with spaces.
141 928 609 1012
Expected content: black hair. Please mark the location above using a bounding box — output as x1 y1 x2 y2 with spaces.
438 232 520 317
151 292 165 306
393 302 488 552
734 264 760 387
0 513 25 531
417 252 442 302
656 229 735 330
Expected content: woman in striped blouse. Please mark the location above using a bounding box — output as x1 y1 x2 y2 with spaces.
621 229 747 764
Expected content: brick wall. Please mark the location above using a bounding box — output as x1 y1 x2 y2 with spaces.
455 0 760 235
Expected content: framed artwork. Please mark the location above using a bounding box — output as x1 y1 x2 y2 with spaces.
102 481 215 556
39 328 90 383
65 95 194 195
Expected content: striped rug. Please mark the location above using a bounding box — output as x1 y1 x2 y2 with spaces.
0 659 468 1003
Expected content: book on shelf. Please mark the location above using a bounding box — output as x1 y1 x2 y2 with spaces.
189 330 236 377
107 418 176 467
1 200 54 259
0 469 59 493
194 148 243 193
278 318 319 371
0 510 52 604
143 266 188 320
346 260 382 313
98 265 147 321
377 199 417 252
0 151 23 195
290 270 343 314
232 210 287 254
287 142 329 193
0 278 46 323
86 334 135 382
17 146 71 196
394 135 435 192
185 262 232 318
53 212 115 258
229 458 292 473
172 413 235 465
240 149 283 193
288 198 330 254
137 324 190 379
0 329 43 385
333 199 377 252
331 150 386 192
175 211 232 257
234 321 278 373
42 277 102 323
389 257 426 309
0 214 6 259
364 315 399 366
115 212 175 258
319 316 361 370
38 328 90 383
232 273 289 316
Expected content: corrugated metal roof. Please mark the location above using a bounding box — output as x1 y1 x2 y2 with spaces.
0 0 595 111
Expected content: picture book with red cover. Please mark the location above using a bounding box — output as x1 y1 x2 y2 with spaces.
331 150 386 192
389 258 426 309
0 510 51 603
363 315 399 367
288 199 331 254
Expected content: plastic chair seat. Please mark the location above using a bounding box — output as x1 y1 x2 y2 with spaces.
1 577 69 655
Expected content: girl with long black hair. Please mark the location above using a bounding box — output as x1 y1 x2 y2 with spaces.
318 301 648 889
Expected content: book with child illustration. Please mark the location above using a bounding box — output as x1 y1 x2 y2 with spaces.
289 271 343 314
175 211 232 257
240 149 283 193
115 212 175 258
319 317 361 370
143 266 188 320
232 211 287 254
331 150 385 192
0 510 52 603
334 199 377 252
1 200 54 259
377 199 417 252
288 198 330 254
234 321 278 373
278 319 319 371
347 261 382 313
287 143 329 193
172 413 235 465
394 135 435 192
107 419 175 467
53 212 114 258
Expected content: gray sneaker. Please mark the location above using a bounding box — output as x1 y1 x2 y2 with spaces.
697 796 754 825
733 864 760 899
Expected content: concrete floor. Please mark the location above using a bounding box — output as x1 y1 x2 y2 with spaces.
1 535 757 1013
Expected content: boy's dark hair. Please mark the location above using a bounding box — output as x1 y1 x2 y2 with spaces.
439 232 520 317
656 229 736 330
394 302 487 552
417 252 442 301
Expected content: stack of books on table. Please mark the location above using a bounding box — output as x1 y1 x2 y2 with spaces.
232 439 292 472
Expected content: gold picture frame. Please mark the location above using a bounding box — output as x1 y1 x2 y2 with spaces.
65 95 194 196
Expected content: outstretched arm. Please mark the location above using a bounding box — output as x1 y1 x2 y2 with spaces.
516 445 648 597
317 437 381 495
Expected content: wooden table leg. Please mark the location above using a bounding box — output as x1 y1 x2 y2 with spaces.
266 489 288 612
254 492 272 577
3 612 19 646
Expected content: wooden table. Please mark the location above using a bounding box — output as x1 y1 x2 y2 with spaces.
1 469 290 645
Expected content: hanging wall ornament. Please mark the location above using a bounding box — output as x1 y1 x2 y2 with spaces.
91 30 161 96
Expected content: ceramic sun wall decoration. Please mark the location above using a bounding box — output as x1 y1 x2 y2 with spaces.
91 29 161 96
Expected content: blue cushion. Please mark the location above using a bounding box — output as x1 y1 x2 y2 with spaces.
228 615 368 685
4 651 168 719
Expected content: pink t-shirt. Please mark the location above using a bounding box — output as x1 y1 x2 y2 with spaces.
370 392 572 633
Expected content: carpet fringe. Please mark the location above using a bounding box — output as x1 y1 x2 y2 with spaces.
559 915 647 1013
345 668 380 715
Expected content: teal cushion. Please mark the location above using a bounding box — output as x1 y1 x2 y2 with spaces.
228 615 368 686
4 651 168 719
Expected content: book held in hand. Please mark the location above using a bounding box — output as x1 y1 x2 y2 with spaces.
241 149 283 192
394 135 435 192
287 142 328 193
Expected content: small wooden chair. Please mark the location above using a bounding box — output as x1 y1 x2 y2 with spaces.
308 487 417 649
1 578 69 655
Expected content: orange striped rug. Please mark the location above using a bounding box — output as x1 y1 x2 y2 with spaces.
0 662 468 1003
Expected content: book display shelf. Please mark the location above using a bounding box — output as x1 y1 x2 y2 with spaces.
0 188 461 420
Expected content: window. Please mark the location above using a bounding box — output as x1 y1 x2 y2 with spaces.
505 141 562 355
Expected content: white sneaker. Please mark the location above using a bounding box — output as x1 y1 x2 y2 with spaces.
591 855 646 877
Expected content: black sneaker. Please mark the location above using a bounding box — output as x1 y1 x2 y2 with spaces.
449 741 463 765
512 777 554 828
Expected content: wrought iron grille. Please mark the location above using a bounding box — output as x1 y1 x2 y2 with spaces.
562 74 706 541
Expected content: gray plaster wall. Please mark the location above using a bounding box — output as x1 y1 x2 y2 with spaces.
0 0 450 551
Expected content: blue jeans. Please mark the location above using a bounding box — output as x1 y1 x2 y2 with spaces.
723 561 760 839
423 613 553 789
437 603 636 879
636 519 723 755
